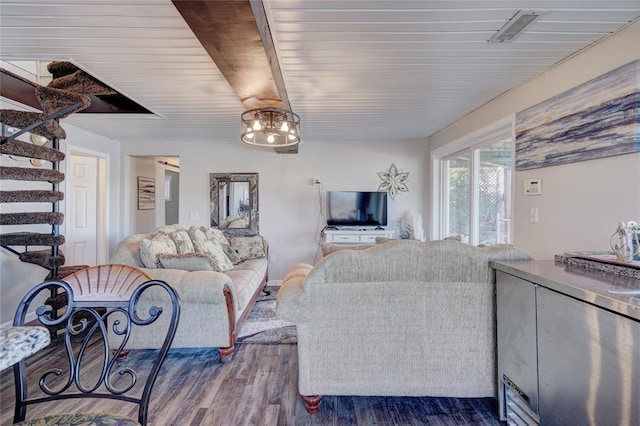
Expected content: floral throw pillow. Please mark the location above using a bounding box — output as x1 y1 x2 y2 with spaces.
201 227 243 265
191 226 241 265
202 227 227 244
229 236 265 261
190 232 233 272
169 230 195 253
188 227 208 247
139 234 177 269
201 239 234 272
221 243 242 265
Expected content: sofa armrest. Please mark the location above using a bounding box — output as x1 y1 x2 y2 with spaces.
276 276 307 322
110 233 146 268
276 263 313 323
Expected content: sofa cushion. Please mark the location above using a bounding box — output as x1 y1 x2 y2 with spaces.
229 236 266 260
158 253 216 271
139 234 177 268
169 230 195 254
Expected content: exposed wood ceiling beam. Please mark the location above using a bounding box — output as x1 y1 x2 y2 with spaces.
172 0 298 153
249 0 290 113
250 0 297 154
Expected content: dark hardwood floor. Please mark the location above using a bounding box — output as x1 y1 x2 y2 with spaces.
0 341 502 425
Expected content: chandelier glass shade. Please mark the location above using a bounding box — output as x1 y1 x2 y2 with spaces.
241 107 300 147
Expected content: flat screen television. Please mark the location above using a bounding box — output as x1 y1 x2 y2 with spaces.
326 191 388 227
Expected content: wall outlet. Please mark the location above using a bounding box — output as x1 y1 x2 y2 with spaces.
269 252 276 262
311 177 321 185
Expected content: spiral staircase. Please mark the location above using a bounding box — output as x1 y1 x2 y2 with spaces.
1 62 117 328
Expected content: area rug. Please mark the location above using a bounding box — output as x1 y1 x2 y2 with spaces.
236 286 297 344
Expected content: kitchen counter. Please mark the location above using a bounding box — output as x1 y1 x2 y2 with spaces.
492 259 640 322
0 325 50 371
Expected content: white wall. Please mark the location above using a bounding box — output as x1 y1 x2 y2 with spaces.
121 138 427 279
427 21 640 259
0 120 120 325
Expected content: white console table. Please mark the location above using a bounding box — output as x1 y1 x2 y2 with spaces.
324 229 394 245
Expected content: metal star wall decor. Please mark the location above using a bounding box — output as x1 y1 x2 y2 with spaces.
377 163 409 200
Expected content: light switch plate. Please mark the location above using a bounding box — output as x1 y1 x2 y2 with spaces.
524 178 542 195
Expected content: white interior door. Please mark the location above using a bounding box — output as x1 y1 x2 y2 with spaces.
66 154 98 266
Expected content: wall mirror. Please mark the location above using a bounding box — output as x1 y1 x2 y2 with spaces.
210 173 258 236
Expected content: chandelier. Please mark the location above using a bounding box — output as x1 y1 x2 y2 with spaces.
241 107 300 147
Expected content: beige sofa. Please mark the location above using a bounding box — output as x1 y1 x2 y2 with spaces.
276 239 531 413
110 224 268 361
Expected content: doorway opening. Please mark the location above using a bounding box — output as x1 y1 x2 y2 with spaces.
164 169 179 225
65 148 109 266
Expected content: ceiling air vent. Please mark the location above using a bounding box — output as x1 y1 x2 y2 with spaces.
489 10 547 43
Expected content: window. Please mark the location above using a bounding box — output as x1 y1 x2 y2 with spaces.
440 129 513 245
444 152 470 242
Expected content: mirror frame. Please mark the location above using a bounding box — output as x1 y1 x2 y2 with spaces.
209 172 258 236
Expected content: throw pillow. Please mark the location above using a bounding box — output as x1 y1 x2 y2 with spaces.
158 253 216 271
228 236 265 260
187 227 208 247
139 234 177 268
190 234 234 272
169 230 195 254
189 226 242 265
202 227 243 265
202 226 226 244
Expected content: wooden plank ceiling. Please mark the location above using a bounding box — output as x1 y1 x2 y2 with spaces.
0 1 639 147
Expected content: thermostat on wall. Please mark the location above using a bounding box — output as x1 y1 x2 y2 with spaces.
524 178 542 195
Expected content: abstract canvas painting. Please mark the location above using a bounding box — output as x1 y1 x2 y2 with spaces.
137 176 155 210
515 60 639 171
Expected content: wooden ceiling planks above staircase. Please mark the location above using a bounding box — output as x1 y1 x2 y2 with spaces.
172 0 298 154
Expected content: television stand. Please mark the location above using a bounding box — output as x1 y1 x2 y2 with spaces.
324 228 394 245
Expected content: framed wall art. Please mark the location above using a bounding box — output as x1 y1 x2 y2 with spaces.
137 176 156 210
515 60 640 171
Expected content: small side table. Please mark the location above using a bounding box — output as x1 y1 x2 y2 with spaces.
0 325 50 371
